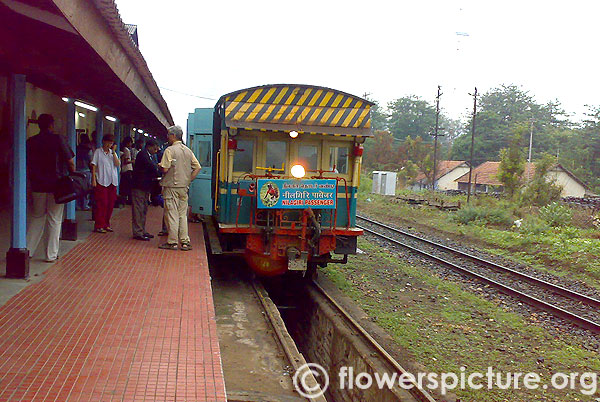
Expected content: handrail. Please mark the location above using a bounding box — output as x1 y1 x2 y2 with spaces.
214 150 221 212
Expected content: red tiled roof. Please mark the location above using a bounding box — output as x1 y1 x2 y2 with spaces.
415 160 467 182
455 162 589 189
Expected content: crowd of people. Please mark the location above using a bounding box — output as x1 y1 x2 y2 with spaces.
25 114 202 262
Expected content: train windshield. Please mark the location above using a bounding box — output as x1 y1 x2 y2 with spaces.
329 146 349 174
266 141 287 170
233 139 254 172
298 145 318 170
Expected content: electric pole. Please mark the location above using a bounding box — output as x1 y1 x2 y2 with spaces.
431 85 443 191
467 87 478 204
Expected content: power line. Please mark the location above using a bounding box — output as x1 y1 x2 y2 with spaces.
158 87 217 100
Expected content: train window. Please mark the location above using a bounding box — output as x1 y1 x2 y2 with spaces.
265 141 287 170
329 146 349 174
298 145 318 170
233 139 254 172
197 139 211 167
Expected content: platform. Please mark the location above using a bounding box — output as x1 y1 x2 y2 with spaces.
0 207 226 402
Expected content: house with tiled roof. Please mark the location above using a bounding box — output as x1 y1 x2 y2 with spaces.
411 160 470 191
454 162 591 197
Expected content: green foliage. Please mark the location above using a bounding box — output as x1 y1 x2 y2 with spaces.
387 95 437 140
497 128 526 198
517 216 550 235
539 202 573 227
520 154 563 206
452 205 513 226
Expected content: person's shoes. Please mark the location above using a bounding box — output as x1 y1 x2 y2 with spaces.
158 243 178 250
157 230 168 236
94 228 107 233
105 227 114 232
143 233 154 239
133 235 150 241
45 256 59 263
180 242 192 251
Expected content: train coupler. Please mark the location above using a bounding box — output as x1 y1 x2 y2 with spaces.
287 247 308 271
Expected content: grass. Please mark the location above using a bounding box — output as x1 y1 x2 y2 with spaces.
358 182 600 290
322 238 600 401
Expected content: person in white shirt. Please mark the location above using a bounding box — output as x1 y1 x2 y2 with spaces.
91 134 120 233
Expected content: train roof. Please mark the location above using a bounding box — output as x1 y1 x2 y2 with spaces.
216 84 374 137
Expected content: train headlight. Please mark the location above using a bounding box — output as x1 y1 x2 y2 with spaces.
291 164 306 178
289 130 299 139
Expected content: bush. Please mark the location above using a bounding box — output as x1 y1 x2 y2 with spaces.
452 206 513 227
517 216 550 235
539 202 573 227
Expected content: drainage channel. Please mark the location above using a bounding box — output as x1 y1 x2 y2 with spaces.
264 277 436 402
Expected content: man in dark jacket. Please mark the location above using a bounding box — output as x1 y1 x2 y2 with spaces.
26 114 75 262
131 139 160 240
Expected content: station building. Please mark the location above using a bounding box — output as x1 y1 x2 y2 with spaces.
0 0 173 278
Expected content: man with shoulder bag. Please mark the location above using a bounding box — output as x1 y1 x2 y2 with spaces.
26 114 75 262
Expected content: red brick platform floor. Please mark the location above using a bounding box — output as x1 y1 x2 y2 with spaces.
0 207 226 402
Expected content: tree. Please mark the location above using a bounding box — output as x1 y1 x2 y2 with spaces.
404 136 434 185
387 96 437 141
363 130 397 170
451 84 571 165
497 128 526 198
520 154 563 206
369 100 388 131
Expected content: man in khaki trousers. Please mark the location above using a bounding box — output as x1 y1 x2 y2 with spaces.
158 125 201 251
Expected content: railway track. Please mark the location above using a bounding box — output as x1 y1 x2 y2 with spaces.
308 280 437 402
356 214 600 334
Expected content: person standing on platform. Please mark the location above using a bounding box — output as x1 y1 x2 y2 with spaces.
91 134 120 233
75 134 93 211
26 113 75 262
158 125 201 251
120 136 134 204
131 140 160 241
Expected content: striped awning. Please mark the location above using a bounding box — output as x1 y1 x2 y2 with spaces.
218 84 373 136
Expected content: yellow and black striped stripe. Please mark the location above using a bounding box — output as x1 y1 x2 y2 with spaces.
218 85 373 136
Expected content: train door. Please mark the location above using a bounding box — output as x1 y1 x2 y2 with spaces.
189 133 212 215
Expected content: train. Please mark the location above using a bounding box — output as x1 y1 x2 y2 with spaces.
186 84 373 276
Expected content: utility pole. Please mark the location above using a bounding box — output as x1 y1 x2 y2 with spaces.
467 87 478 204
431 85 443 191
527 117 534 163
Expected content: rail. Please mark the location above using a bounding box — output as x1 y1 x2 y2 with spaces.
356 214 600 333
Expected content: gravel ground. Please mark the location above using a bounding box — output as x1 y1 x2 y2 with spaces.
358 215 600 352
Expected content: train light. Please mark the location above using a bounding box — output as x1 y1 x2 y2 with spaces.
289 130 299 139
291 164 306 178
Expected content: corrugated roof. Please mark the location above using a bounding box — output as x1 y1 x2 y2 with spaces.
415 160 467 182
91 0 172 126
124 23 138 46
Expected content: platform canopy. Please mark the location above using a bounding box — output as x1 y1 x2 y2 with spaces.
0 0 173 135
217 84 374 137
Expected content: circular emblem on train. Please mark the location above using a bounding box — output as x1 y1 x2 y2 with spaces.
260 181 280 207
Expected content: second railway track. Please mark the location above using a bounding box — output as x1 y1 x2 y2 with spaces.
356 214 600 334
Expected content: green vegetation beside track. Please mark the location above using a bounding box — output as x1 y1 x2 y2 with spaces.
323 239 600 401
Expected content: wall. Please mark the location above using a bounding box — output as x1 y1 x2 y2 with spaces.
548 170 586 198
25 84 67 138
437 166 470 191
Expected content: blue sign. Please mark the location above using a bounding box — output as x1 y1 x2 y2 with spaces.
256 179 337 209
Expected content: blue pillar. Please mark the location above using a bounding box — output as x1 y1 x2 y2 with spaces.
62 100 78 240
6 74 29 278
95 109 103 149
114 120 121 195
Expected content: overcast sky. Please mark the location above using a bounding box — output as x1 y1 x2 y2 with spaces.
116 0 600 129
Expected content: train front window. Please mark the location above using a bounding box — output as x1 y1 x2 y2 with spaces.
233 139 254 172
265 141 287 170
298 145 318 171
329 146 349 174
